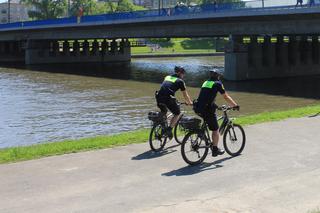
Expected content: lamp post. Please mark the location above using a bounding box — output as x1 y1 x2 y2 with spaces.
7 0 10 23
262 0 264 8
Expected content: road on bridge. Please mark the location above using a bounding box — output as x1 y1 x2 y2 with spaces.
0 117 319 213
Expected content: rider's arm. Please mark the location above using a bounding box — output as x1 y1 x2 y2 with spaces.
180 80 193 105
222 92 237 107
182 90 193 105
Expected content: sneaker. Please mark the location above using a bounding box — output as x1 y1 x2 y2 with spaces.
211 146 225 157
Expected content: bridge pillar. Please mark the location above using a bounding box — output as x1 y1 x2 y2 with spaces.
82 40 89 56
110 40 117 54
91 40 99 56
100 39 109 56
0 41 25 63
225 34 320 80
25 39 131 65
0 42 4 54
299 36 310 65
275 36 284 66
224 35 248 80
288 36 298 66
312 36 319 64
62 41 70 56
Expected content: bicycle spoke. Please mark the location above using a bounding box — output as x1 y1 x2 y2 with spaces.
223 124 246 156
181 132 209 165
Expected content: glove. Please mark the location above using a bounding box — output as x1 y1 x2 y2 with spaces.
233 105 240 111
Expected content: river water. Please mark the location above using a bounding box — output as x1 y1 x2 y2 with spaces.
0 56 319 148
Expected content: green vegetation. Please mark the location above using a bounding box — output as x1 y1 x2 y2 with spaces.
21 0 67 19
308 209 320 213
0 104 319 164
131 38 225 55
22 0 146 20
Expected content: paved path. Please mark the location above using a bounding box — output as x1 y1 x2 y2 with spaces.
1 117 320 213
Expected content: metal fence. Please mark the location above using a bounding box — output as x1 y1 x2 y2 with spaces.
0 1 318 30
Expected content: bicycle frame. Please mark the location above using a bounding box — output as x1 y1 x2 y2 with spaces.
198 109 234 144
218 110 234 136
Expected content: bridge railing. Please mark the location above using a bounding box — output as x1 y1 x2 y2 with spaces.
0 1 318 30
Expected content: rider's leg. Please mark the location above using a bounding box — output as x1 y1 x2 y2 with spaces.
165 98 181 138
211 130 219 147
170 113 182 128
205 112 224 156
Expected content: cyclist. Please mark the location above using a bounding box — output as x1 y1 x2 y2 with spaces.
194 69 239 156
155 66 193 139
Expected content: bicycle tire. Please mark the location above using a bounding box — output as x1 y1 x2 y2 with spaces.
181 131 209 165
173 117 185 144
149 123 167 152
223 124 246 156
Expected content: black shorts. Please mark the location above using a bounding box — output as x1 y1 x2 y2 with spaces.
199 109 219 131
156 95 180 116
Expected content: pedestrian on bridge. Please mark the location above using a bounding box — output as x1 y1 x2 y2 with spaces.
213 0 217 11
295 0 303 8
309 0 315 6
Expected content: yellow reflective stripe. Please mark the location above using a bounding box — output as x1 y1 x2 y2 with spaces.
164 75 178 83
201 81 215 89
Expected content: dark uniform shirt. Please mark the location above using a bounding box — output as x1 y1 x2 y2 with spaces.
157 74 186 97
196 79 226 111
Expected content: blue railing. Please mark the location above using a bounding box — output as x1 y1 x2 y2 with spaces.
0 1 318 30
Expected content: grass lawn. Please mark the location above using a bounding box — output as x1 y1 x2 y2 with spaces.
131 38 221 55
0 104 319 164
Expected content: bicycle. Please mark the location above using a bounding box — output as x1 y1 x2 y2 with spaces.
148 102 188 152
180 105 246 165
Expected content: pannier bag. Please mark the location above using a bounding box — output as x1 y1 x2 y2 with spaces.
180 117 202 130
148 111 163 122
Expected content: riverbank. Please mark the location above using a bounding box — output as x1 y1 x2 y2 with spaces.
131 52 224 58
0 104 319 164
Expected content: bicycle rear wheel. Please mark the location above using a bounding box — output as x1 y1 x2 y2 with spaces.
223 124 246 156
149 123 167 152
181 132 209 165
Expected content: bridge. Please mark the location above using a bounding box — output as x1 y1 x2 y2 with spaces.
1 2 320 80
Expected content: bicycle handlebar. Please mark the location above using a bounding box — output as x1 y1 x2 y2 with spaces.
217 105 240 111
177 101 190 106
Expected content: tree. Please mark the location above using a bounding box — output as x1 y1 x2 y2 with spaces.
21 0 66 20
116 0 135 12
70 0 97 16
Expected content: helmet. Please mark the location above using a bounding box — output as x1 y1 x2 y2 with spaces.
209 68 223 75
174 66 186 74
209 68 223 79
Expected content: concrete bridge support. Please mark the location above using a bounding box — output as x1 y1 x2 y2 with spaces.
225 35 320 80
25 39 131 65
0 41 25 63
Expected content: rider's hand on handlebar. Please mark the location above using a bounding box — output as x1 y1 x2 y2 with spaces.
233 105 240 111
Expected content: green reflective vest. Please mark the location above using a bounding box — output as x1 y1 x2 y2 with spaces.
201 80 215 89
164 75 178 83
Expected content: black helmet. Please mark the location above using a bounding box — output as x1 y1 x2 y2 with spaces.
209 68 223 79
174 66 186 74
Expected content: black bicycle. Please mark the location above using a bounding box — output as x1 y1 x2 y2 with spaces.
180 105 246 165
148 102 188 152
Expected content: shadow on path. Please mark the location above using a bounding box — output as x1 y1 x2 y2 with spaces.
162 156 234 176
131 144 180 160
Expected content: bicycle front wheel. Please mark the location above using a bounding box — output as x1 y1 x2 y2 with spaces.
181 132 209 165
149 123 167 152
173 122 186 145
223 124 246 156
